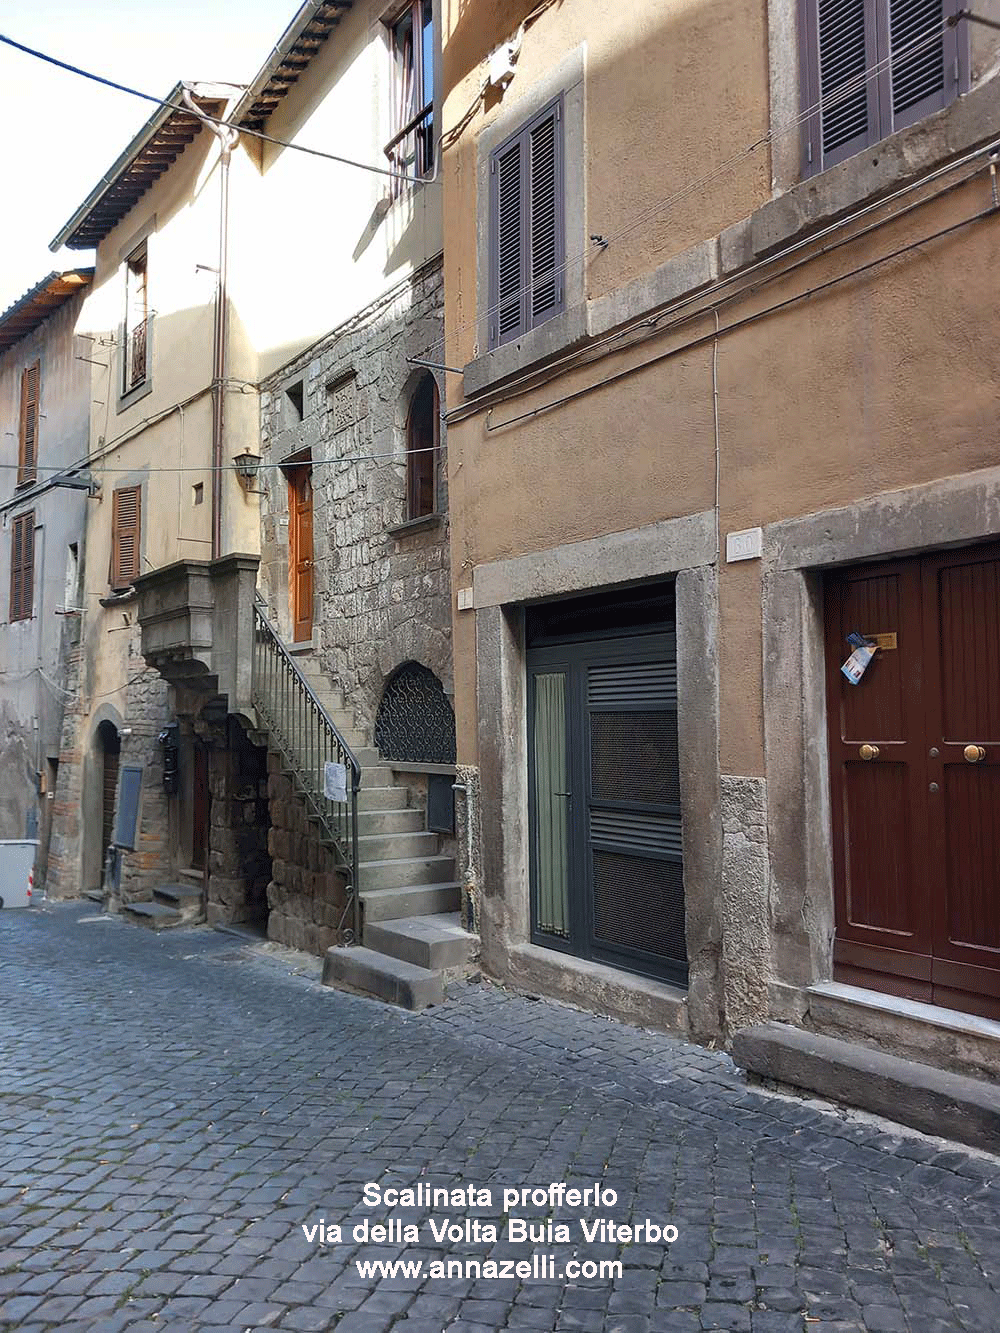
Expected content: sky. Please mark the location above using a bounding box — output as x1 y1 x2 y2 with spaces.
0 1 294 312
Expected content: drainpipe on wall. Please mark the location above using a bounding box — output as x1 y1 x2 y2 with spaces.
183 89 240 560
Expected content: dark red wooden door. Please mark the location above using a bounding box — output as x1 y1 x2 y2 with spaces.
826 545 1000 1020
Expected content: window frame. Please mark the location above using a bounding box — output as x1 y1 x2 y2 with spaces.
110 484 142 591
121 241 151 405
487 94 566 350
405 373 440 521
800 0 967 178
9 511 35 623
384 0 435 193
17 361 40 488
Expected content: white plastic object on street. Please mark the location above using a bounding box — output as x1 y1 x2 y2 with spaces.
0 840 39 909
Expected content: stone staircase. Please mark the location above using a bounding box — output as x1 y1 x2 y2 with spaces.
293 655 478 1009
123 876 204 930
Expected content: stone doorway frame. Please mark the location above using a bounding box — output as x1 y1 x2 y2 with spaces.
761 464 1000 1020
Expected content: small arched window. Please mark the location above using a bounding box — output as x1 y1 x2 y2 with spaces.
406 373 439 520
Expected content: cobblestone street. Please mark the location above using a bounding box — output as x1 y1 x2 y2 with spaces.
1 902 998 1333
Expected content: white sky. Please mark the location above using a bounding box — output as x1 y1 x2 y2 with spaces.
0 1 293 312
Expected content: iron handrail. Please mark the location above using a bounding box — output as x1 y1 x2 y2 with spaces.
251 604 361 943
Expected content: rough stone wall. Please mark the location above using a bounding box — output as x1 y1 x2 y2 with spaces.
205 720 271 927
47 646 84 898
265 751 349 955
258 258 452 732
117 671 173 905
720 774 771 1033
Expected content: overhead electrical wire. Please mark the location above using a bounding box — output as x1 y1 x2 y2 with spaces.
0 30 435 187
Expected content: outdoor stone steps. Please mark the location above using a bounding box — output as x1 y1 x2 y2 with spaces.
359 880 462 922
321 945 444 1009
176 866 204 883
357 829 439 862
122 901 183 931
364 912 478 972
358 807 423 835
357 785 414 812
153 884 205 924
358 764 396 787
359 854 456 893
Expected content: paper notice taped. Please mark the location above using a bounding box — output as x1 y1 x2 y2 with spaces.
324 761 348 803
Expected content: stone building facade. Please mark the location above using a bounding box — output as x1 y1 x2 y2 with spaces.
257 256 451 729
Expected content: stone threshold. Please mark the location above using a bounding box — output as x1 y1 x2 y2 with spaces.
503 941 688 1037
805 980 1000 1084
733 1022 1000 1156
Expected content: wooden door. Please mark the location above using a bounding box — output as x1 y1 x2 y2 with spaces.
288 464 314 642
826 545 1000 1019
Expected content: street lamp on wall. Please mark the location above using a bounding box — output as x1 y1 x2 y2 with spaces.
233 451 264 494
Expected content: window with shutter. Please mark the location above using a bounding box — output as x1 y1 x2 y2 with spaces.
111 485 142 590
489 96 564 349
802 1 964 176
9 512 35 623
123 244 148 394
17 362 40 486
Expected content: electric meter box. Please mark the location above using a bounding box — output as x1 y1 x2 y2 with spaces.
0 840 39 909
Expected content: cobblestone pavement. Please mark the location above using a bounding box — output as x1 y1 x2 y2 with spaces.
1 902 998 1333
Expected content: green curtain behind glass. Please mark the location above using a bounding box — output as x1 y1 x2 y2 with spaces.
533 672 569 937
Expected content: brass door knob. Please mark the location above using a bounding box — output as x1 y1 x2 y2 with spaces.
963 744 986 763
859 744 879 761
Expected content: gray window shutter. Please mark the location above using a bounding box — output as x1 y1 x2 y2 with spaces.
489 96 564 349
528 102 564 325
490 137 526 347
883 0 960 133
805 0 880 175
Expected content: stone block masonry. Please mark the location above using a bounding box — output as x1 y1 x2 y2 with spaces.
265 751 349 954
205 718 272 928
258 258 452 732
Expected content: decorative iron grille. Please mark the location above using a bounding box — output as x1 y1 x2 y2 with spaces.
375 662 456 764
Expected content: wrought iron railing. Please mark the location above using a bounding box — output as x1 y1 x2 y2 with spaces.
251 604 361 941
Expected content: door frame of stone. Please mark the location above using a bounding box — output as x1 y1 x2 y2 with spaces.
761 464 1000 1019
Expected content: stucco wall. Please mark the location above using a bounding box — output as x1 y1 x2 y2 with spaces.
0 287 90 848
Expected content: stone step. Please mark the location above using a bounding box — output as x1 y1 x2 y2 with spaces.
359 765 397 788
364 912 478 971
176 866 204 883
83 888 104 904
360 881 462 923
353 747 382 767
357 785 413 813
360 854 455 893
358 808 424 836
358 829 439 863
732 1022 1000 1155
322 944 443 1010
153 884 204 923
123 901 182 931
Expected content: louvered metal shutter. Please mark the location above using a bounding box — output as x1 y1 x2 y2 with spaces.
489 96 564 349
9 512 34 622
111 485 142 589
18 362 40 486
803 1 963 176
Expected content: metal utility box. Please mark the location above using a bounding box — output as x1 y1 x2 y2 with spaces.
0 840 39 909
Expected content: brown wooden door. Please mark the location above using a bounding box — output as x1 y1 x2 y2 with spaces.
288 464 314 642
826 544 1000 1020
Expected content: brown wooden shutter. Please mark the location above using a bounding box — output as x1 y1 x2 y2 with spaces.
9 512 34 622
111 485 142 589
488 97 565 350
18 362 40 486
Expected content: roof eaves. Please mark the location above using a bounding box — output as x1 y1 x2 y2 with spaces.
48 81 245 253
231 0 352 131
0 270 95 353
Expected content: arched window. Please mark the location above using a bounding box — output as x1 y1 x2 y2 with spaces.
375 662 456 764
406 373 439 520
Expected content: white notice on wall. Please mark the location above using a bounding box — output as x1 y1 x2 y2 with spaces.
324 761 348 803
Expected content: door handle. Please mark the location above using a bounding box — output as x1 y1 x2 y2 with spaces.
859 744 879 761
554 791 572 798
963 745 987 763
